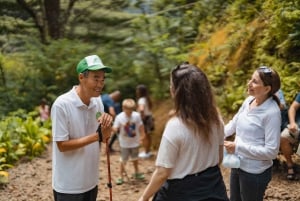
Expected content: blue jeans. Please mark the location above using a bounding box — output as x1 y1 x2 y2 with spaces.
53 185 98 201
230 167 272 201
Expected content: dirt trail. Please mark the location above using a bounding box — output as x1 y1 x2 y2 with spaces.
0 142 300 201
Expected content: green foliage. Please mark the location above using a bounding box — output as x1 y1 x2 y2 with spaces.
0 52 40 114
252 0 300 104
0 0 299 117
0 109 51 180
126 0 229 98
0 0 234 112
216 70 249 115
0 38 99 115
21 38 94 101
227 0 264 21
194 0 300 117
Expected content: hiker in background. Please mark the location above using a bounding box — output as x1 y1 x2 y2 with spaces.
138 62 229 201
101 90 122 152
51 55 113 201
136 84 154 159
39 98 50 123
276 89 287 111
112 98 145 185
275 88 289 131
280 92 300 180
224 66 281 201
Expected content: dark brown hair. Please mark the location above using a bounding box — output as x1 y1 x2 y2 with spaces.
171 62 222 140
136 84 152 109
257 66 281 106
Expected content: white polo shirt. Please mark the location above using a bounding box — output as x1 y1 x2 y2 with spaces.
51 86 104 194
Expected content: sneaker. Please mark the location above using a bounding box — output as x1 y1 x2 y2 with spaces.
116 178 124 185
138 152 147 158
145 152 152 158
287 167 296 180
133 173 145 180
139 152 152 159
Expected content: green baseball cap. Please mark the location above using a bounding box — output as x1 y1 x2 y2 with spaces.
76 55 112 74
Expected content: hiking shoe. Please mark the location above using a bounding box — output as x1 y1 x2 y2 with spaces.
133 173 145 180
287 167 296 180
138 152 147 158
116 178 124 185
139 152 152 159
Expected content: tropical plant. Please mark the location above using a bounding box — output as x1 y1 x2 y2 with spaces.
0 109 51 184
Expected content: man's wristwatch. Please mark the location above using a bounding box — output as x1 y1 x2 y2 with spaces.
96 125 103 142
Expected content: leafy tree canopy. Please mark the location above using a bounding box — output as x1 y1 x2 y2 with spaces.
0 0 299 118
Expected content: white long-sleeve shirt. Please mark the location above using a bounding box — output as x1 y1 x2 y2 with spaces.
225 96 281 174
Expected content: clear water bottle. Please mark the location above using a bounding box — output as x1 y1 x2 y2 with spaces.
222 148 240 168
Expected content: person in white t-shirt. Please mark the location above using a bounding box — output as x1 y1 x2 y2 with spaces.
51 55 113 201
39 98 50 123
138 62 229 201
136 84 154 159
280 92 300 180
113 98 146 185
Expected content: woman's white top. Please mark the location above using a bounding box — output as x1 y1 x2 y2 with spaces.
225 96 281 174
156 117 224 179
137 97 152 115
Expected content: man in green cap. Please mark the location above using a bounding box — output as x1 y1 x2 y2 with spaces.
51 55 113 201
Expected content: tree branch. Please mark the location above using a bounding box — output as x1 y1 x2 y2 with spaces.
16 0 47 43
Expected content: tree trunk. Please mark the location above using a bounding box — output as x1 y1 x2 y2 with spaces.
44 0 60 39
17 0 78 42
16 0 47 43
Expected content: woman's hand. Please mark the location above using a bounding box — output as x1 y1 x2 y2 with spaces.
137 197 148 201
138 166 171 201
224 140 236 154
288 122 298 134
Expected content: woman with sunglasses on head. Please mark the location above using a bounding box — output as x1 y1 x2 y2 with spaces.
138 62 229 201
224 66 281 201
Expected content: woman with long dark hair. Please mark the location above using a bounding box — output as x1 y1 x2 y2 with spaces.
136 84 154 159
138 62 229 201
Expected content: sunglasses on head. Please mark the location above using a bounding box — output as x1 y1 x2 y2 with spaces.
174 61 189 70
258 66 272 75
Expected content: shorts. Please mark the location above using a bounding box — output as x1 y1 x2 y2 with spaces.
120 146 139 162
143 115 155 133
281 128 299 144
